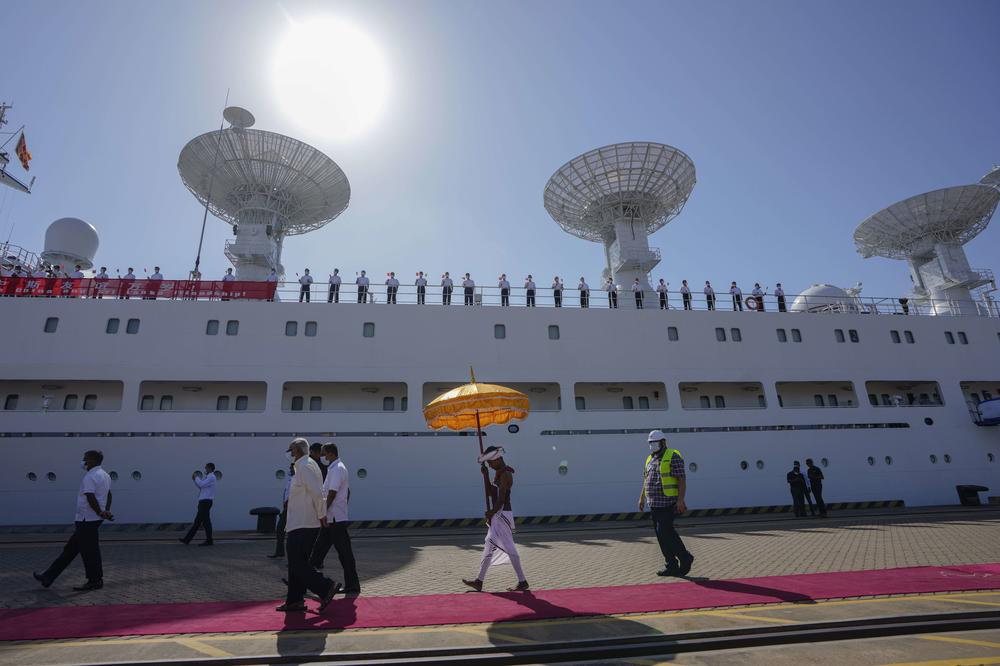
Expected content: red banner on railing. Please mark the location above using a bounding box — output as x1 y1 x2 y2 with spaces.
0 277 276 301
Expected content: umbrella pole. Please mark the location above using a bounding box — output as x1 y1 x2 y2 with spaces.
475 410 492 512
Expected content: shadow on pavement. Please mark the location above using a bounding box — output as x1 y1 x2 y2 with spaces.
688 577 817 604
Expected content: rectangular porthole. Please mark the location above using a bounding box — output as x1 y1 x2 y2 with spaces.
63 394 79 410
140 395 154 411
226 320 239 336
126 318 140 334
958 331 968 345
216 396 230 411
904 330 915 344
776 328 787 343
235 395 249 411
206 320 219 335
945 331 955 344
791 329 802 342
834 329 845 343
667 326 679 341
159 395 173 410
43 317 59 333
548 325 560 340
715 327 726 342
849 329 859 343
730 328 742 342
309 396 323 411
890 330 901 344
494 324 506 339
285 321 298 337
622 396 634 410
83 394 97 410
363 322 375 338
382 396 395 411
291 396 304 411
106 318 120 334
305 321 318 337
575 396 586 410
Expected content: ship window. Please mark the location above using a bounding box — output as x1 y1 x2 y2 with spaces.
363 322 375 338
791 328 802 342
63 394 79 410
828 394 839 407
740 460 749 471
140 395 154 411
205 320 219 335
309 396 322 411
126 318 140 334
667 326 679 341
834 329 845 343
216 396 230 411
867 456 875 466
714 395 726 408
945 331 955 344
106 318 120 334
943 454 952 463
988 453 995 463
880 393 891 406
235 395 248 411
638 396 650 410
814 394 825 406
776 328 787 342
699 395 711 408
715 327 726 342
291 396 304 411
958 331 968 344
83 394 97 411
575 396 586 410
225 320 239 336
849 329 859 343
730 328 742 342
159 395 173 410
548 325 560 340
285 321 298 337
305 321 318 337
868 393 877 406
3 394 17 410
43 317 59 333
622 396 634 410
494 324 506 339
890 330 901 343
929 454 937 464
382 396 395 411
918 393 930 405
904 330 915 344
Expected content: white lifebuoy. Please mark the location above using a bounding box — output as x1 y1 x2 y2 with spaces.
746 297 758 310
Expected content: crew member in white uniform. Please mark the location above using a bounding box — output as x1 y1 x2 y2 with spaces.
463 273 475 305
704 281 715 311
145 265 163 301
309 443 360 593
680 279 691 310
606 277 618 308
656 279 668 310
94 266 110 299
33 450 113 591
775 283 786 313
524 275 536 307
415 271 428 305
578 277 590 308
220 267 237 301
552 277 563 307
120 267 136 300
498 274 511 307
385 272 400 304
356 270 369 304
298 269 313 303
729 281 742 311
266 269 278 302
441 272 453 305
328 269 341 303
462 446 529 593
632 277 644 309
181 463 218 546
751 283 764 312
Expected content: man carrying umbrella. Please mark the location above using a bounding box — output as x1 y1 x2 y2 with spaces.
462 446 529 593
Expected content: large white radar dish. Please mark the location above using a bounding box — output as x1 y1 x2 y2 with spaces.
980 165 1000 189
223 106 256 129
853 184 999 260
543 142 696 242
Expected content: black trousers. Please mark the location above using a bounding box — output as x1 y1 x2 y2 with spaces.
659 292 667 309
732 295 742 311
464 287 474 305
442 286 452 305
608 291 618 308
417 286 425 305
357 286 368 303
43 520 103 583
634 291 643 308
706 294 715 310
777 295 786 313
387 286 397 304
554 290 562 307
299 285 310 302
328 284 339 303
811 482 827 515
183 499 213 543
286 528 334 604
650 508 689 566
756 295 764 312
526 289 535 307
309 522 360 591
500 288 509 306
790 488 807 517
682 293 691 310
580 291 589 308
274 507 286 556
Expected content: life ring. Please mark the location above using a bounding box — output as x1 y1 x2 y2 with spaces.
745 297 758 310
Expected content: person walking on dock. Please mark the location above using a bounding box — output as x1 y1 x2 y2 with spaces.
463 446 529 593
309 443 360 594
639 431 693 577
787 461 808 517
33 450 113 591
180 463 218 546
806 458 828 517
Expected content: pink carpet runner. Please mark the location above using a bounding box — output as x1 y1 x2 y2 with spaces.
2 563 998 641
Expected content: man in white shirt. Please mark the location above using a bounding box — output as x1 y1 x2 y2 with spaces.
144 265 163 300
680 279 692 310
498 274 510 307
775 282 787 313
309 443 360 594
730 281 743 311
578 277 590 308
328 268 341 303
266 268 279 302
277 438 341 612
415 271 427 305
299 269 313 303
704 281 715 311
462 273 475 306
385 272 399 305
441 272 454 305
180 463 218 546
120 267 136 300
632 278 644 309
751 283 765 312
605 277 618 309
524 275 536 307
221 268 235 282
552 277 563 307
70 264 86 279
356 270 370 304
94 266 109 299
33 450 113 591
656 279 668 310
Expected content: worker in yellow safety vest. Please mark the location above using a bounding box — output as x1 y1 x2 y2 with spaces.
638 430 694 577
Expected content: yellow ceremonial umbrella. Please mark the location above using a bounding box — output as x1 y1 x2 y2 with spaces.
423 368 530 508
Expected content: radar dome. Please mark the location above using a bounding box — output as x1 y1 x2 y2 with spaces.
790 284 859 313
41 217 99 270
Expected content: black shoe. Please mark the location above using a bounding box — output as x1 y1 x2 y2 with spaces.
656 565 680 577
678 554 694 577
73 580 103 591
268 553 284 559
318 582 343 612
33 571 52 588
198 541 214 546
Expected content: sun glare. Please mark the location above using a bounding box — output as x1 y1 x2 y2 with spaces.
272 17 389 140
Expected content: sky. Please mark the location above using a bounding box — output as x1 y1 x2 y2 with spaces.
2 0 999 298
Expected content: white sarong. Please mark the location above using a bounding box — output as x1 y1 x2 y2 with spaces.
477 510 525 581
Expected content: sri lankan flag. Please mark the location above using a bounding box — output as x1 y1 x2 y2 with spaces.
15 132 31 171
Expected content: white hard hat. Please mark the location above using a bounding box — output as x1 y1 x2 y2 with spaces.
647 429 667 443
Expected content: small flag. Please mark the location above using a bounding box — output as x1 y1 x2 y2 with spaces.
15 133 31 171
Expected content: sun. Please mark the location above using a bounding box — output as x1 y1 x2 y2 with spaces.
272 17 389 140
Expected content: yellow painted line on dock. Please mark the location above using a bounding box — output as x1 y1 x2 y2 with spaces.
175 638 234 657
705 610 799 625
879 656 1000 666
919 635 1000 650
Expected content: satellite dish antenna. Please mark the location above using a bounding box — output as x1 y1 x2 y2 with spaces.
223 106 255 129
543 142 696 306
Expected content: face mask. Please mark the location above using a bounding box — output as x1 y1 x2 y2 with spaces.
80 461 88 470
648 442 659 451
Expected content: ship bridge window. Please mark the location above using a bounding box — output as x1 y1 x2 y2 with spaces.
865 381 943 407
126 318 140 334
573 382 666 411
945 331 955 344
776 328 787 343
834 329 845 343
43 317 59 333
680 382 765 410
667 326 679 341
63 394 78 410
777 381 857 409
106 318 120 334
138 381 266 412
206 320 219 335
286 382 410 412
958 331 968 344
226 320 239 336
285 321 298 337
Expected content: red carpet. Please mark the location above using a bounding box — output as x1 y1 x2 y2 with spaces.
1 563 998 641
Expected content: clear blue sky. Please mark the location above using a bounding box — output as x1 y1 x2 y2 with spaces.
3 0 998 297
